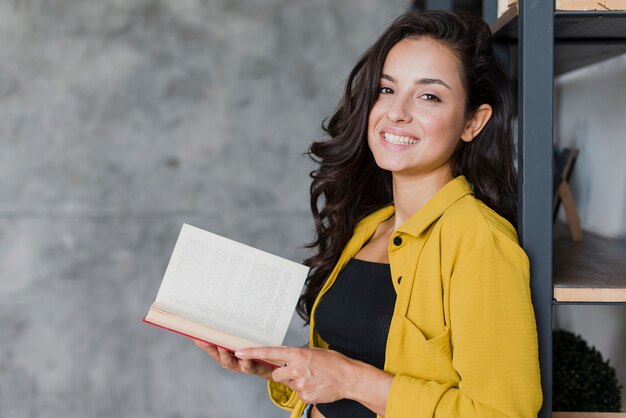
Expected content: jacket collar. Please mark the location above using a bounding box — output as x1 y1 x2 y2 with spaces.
398 175 473 237
354 176 473 238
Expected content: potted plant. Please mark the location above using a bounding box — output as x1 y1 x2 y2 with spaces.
553 329 623 411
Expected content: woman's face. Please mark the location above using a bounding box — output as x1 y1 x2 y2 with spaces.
367 37 475 180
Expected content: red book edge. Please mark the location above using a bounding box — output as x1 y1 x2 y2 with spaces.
142 317 283 368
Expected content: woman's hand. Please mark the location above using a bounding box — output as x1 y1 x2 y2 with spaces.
190 338 274 381
235 346 361 405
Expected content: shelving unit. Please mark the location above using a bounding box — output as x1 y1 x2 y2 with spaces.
492 3 626 76
554 224 626 303
487 0 626 416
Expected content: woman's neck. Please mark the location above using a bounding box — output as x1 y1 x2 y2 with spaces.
391 169 453 231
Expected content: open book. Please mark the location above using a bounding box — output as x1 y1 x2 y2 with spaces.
144 224 309 367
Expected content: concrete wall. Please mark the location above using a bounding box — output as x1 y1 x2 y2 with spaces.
0 1 408 417
554 54 626 407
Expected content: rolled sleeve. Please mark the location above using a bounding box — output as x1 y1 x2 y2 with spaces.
386 374 451 418
267 380 300 411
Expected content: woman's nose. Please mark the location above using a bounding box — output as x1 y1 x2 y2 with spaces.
386 95 412 123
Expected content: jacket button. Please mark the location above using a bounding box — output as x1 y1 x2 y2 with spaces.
393 236 403 246
397 276 402 284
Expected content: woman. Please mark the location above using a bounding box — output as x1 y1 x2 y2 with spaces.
193 10 542 418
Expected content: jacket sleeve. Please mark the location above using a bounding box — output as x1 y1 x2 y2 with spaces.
385 229 543 418
267 380 300 411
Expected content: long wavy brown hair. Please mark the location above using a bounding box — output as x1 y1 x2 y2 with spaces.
297 10 517 323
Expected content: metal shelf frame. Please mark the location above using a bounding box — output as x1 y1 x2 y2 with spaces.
515 1 554 416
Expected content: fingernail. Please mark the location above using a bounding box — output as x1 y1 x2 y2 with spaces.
234 351 244 358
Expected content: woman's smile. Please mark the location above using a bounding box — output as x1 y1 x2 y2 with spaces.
382 131 419 145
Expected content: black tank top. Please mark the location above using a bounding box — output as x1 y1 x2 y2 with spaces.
314 258 396 418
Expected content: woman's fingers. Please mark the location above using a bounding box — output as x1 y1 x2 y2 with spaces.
239 359 256 374
190 338 237 368
189 338 275 380
236 346 293 364
271 363 298 383
192 339 221 361
217 347 239 370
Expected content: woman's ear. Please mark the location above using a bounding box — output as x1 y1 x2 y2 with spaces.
460 104 493 143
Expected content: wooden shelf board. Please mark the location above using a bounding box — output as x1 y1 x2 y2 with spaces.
553 286 626 302
556 0 626 10
491 6 626 75
553 224 626 302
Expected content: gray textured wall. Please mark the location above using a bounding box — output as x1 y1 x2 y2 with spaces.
0 1 407 417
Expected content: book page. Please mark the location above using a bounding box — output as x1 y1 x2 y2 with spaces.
153 224 309 347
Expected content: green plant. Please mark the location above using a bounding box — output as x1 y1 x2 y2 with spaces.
553 329 623 411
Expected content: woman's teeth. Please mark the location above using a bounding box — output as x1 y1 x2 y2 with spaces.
383 132 419 145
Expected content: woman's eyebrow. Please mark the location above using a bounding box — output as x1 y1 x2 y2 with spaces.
381 73 396 83
416 78 451 90
381 73 451 90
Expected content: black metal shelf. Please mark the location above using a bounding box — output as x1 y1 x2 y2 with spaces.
486 2 626 416
491 3 626 75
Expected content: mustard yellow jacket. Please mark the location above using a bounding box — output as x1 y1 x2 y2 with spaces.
268 176 542 417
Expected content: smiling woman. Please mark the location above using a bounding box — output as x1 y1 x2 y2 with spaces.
193 10 542 418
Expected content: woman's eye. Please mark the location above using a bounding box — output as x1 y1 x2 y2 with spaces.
378 86 394 95
421 93 440 102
